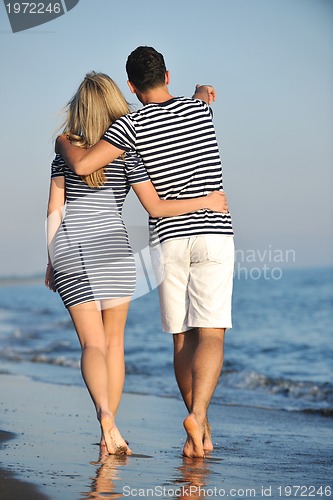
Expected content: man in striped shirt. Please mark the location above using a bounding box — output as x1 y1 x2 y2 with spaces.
57 46 234 458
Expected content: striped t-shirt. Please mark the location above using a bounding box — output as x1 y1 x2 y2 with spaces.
103 96 234 245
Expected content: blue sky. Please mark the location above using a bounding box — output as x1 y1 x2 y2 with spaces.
0 0 332 276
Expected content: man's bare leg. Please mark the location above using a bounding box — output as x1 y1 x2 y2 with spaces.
173 330 196 413
182 327 225 458
173 330 217 453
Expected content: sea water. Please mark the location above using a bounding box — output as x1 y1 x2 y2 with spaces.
0 266 332 415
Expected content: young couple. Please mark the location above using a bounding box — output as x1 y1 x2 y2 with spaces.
45 46 234 459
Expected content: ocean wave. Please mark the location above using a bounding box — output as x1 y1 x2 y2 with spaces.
0 349 80 369
1 346 332 410
300 407 333 417
30 354 80 369
223 370 333 405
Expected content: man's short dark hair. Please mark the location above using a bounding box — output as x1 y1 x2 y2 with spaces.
126 46 167 92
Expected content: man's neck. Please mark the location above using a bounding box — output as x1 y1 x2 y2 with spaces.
137 86 174 105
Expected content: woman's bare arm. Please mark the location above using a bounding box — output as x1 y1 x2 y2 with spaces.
132 181 228 218
45 176 65 291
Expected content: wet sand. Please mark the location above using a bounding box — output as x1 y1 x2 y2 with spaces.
0 373 332 499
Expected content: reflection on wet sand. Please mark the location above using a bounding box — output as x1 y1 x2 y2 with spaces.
81 449 128 499
173 457 213 499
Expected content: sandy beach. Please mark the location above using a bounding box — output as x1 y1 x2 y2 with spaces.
0 373 332 500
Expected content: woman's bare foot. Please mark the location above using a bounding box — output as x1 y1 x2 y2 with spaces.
183 414 205 458
99 412 132 455
203 419 214 453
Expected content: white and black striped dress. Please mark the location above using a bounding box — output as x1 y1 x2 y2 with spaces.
50 153 149 308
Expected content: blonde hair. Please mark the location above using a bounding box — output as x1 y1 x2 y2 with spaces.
63 72 130 187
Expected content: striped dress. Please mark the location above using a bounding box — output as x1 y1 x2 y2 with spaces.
103 96 234 246
50 153 149 308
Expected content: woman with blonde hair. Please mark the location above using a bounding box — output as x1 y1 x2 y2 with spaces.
45 72 228 455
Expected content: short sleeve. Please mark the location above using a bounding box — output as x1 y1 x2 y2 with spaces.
102 116 135 152
193 97 213 118
124 152 149 186
51 154 66 178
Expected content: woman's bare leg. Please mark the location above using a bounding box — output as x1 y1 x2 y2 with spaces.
95 299 130 447
68 301 131 455
101 299 130 416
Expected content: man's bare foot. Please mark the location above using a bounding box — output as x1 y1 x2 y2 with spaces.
183 414 205 458
203 419 214 453
100 435 129 448
99 412 132 455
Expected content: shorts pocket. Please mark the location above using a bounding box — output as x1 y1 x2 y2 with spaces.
159 239 189 264
205 235 234 263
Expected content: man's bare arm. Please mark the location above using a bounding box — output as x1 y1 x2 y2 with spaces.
55 83 215 175
55 135 124 176
193 84 216 105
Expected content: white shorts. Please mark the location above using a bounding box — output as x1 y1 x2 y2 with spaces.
151 235 234 334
